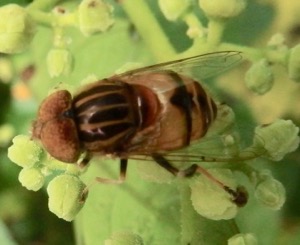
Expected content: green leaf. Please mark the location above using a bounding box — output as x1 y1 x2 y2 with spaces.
0 219 18 245
75 161 181 244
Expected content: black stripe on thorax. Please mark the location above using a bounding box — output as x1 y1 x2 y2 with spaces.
73 82 123 104
79 122 133 142
77 106 129 124
74 92 127 114
72 79 141 150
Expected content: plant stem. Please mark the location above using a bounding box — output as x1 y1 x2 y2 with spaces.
121 0 176 61
27 9 77 27
27 0 60 10
207 18 225 48
27 9 54 26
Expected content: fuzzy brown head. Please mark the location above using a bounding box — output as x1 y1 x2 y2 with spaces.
32 90 80 163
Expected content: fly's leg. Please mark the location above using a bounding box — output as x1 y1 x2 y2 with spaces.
80 159 128 202
152 153 247 206
95 158 128 184
78 152 91 168
195 166 248 206
152 153 197 177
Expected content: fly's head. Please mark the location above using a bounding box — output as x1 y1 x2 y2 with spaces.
32 90 80 163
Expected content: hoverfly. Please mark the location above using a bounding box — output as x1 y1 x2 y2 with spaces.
32 51 245 204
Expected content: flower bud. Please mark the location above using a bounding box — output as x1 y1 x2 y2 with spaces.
47 48 73 77
186 26 206 39
0 57 13 83
158 0 190 21
0 124 15 146
253 119 300 161
8 135 42 168
208 104 235 135
78 0 114 36
245 59 274 95
199 0 246 19
228 233 258 245
255 171 285 210
18 167 45 191
0 4 35 53
104 232 143 245
190 169 239 220
47 174 86 221
288 44 300 82
267 33 285 48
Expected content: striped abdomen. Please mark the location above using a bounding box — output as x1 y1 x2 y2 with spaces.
120 71 218 152
72 80 141 153
192 80 217 136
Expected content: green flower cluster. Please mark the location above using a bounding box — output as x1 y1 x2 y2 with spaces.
8 135 86 221
0 0 114 77
0 4 35 54
136 112 298 221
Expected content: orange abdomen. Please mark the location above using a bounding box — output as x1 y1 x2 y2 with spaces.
123 71 218 154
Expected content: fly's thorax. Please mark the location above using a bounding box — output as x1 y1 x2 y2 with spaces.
71 79 157 153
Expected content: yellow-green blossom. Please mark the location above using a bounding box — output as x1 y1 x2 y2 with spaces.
158 0 190 21
78 0 114 36
199 0 246 19
190 169 239 220
254 171 286 210
245 59 274 95
0 4 35 53
47 174 86 221
8 135 42 168
47 48 73 77
18 167 45 191
253 119 300 161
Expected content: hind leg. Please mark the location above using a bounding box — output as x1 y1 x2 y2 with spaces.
151 153 247 206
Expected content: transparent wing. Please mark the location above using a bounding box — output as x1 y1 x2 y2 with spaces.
129 125 266 164
116 51 243 80
130 135 265 164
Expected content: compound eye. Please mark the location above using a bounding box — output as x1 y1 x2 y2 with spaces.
32 90 80 163
40 118 80 163
38 90 73 122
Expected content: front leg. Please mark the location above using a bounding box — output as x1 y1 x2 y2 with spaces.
80 159 128 202
78 152 92 168
95 158 128 184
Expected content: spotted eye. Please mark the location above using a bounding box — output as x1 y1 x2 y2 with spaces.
32 90 80 163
